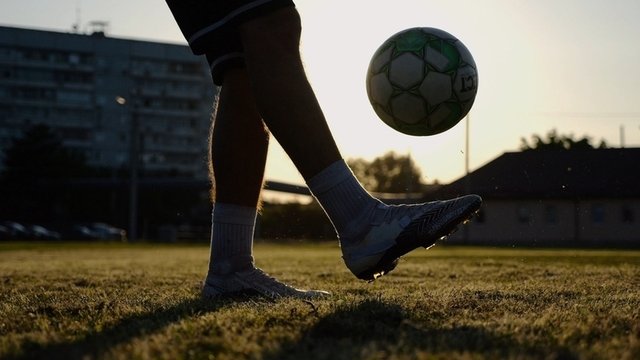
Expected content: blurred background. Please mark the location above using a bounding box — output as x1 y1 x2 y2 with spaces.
0 0 638 246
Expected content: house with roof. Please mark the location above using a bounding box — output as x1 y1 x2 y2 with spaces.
429 148 640 247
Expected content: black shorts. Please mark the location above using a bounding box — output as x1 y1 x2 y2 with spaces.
166 0 295 85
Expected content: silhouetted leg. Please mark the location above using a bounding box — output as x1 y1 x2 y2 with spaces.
204 67 268 277
238 6 341 180
211 67 268 207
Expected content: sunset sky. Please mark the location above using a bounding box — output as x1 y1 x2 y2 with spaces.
2 0 639 188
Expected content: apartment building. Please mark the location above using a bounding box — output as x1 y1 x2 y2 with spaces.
0 25 215 178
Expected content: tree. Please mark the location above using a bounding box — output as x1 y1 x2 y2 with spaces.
2 124 90 181
347 151 424 193
0 124 92 221
520 129 607 151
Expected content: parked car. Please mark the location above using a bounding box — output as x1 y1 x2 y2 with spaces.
90 223 127 241
28 225 61 241
68 223 127 241
1 221 31 239
70 225 103 240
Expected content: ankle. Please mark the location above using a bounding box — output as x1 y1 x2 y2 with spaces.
208 255 255 276
308 160 379 234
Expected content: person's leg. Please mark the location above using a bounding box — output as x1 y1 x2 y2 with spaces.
206 67 265 278
238 6 483 280
238 7 340 179
166 0 330 299
238 6 380 234
210 67 268 208
204 67 329 299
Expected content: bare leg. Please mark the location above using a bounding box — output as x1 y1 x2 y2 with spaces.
238 6 341 180
203 66 330 298
205 67 266 276
211 67 269 207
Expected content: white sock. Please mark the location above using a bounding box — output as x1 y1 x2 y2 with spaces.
208 203 256 276
307 160 382 242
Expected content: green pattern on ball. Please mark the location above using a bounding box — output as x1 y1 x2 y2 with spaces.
427 41 460 73
394 29 429 53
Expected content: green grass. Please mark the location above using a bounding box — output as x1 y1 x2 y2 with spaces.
1 242 639 360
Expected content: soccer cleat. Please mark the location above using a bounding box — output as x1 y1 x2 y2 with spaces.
202 267 330 300
341 194 482 281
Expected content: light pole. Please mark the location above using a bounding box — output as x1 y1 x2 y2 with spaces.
465 113 471 193
464 113 471 244
116 95 139 242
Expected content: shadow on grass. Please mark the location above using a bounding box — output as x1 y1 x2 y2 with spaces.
263 299 578 360
9 296 236 360
10 297 581 359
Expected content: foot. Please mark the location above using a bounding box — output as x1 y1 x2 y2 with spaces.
341 194 482 281
203 267 330 300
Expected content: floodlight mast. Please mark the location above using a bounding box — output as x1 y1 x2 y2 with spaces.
128 89 140 242
115 92 139 242
465 113 470 192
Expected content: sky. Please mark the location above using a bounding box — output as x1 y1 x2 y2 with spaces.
1 0 639 188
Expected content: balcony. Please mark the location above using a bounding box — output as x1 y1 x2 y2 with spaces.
0 57 95 72
136 107 204 118
129 68 204 82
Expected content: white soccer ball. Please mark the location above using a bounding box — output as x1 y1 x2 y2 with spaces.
366 27 478 136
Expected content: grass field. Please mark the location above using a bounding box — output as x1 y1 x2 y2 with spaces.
1 242 639 360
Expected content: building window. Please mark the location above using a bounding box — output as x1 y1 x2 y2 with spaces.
68 53 80 65
621 206 635 223
545 205 558 224
57 90 91 105
591 204 605 224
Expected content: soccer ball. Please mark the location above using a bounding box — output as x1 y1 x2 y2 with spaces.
366 27 478 136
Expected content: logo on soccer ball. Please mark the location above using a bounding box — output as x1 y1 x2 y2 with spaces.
366 27 478 136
